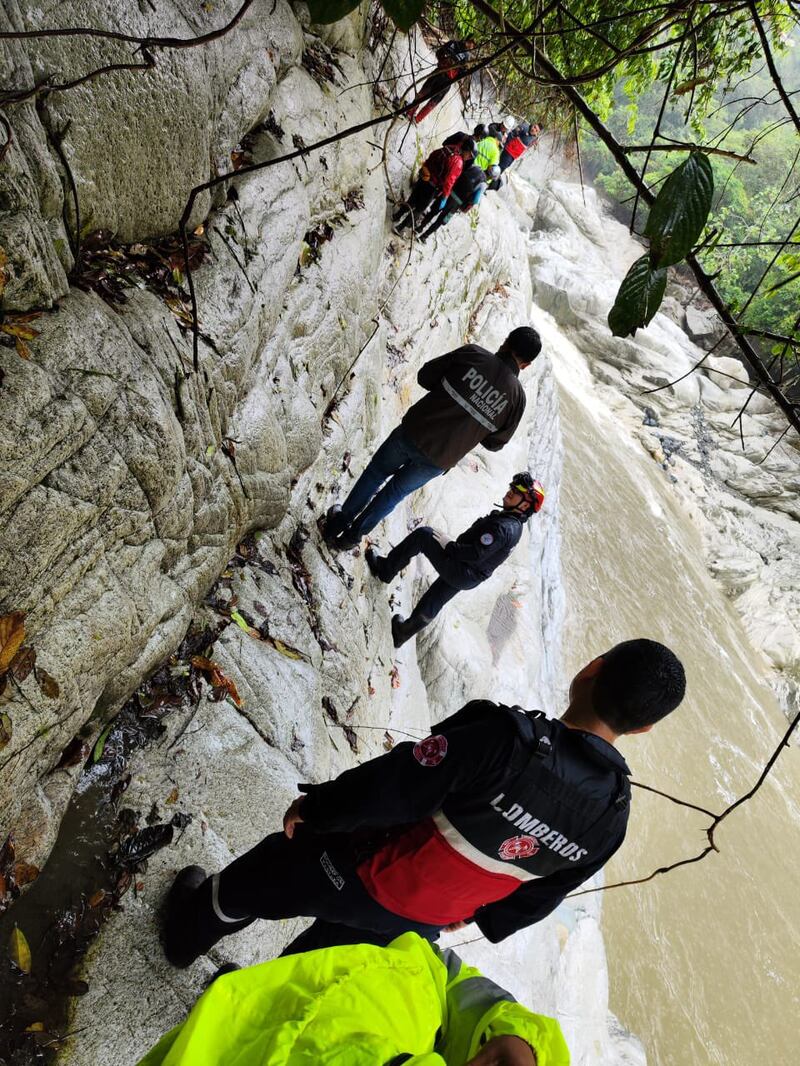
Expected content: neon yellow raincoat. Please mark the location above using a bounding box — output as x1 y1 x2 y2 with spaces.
474 136 501 172
138 933 569 1066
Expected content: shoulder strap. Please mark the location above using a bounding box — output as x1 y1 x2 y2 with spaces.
505 709 630 832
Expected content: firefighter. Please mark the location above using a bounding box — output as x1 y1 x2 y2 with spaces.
161 640 685 967
366 473 545 647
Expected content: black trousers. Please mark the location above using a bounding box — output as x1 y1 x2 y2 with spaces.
385 526 477 625
393 180 438 230
170 828 441 962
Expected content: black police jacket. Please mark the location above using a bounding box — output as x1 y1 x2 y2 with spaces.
401 344 526 470
445 509 526 584
299 702 630 942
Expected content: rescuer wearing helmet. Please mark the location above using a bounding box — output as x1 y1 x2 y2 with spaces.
366 473 545 647
162 640 685 968
140 932 569 1066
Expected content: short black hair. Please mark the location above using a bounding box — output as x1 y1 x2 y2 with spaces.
506 326 541 363
473 123 487 138
461 137 476 156
592 639 686 732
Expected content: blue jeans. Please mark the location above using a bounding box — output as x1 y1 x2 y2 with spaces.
338 427 444 538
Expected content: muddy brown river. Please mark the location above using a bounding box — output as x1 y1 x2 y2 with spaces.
556 352 800 1066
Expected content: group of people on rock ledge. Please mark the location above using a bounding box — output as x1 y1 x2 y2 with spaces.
386 37 541 243
393 117 542 242
141 323 687 1066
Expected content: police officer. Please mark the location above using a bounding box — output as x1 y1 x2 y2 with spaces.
366 473 545 647
324 327 542 551
162 640 685 967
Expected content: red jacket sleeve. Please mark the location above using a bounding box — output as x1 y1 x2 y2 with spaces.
441 156 464 199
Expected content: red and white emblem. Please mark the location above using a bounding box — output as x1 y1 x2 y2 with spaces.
413 734 448 767
498 835 540 861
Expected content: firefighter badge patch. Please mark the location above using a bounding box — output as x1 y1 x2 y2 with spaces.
413 734 448 767
498 835 540 860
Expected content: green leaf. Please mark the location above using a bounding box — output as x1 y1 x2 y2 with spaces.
381 0 426 31
92 723 113 763
230 609 253 633
306 1 361 24
644 152 714 268
608 255 667 337
9 925 31 973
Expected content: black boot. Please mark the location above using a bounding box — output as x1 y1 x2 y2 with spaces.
391 613 429 648
365 547 392 582
323 504 347 545
163 867 252 968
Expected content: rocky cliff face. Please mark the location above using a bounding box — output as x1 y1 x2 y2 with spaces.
2 3 798 1065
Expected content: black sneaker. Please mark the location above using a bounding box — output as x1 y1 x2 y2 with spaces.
163 865 207 968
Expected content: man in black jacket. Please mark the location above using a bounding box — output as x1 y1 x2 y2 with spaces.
324 327 541 551
162 639 685 967
366 472 545 647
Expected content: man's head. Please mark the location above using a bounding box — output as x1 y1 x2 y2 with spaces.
500 326 542 368
569 639 686 736
503 472 545 516
460 137 477 161
466 1035 536 1066
473 123 487 139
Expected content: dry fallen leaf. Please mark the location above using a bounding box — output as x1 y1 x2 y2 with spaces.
0 712 12 751
0 313 41 360
191 655 242 708
165 786 179 805
9 924 31 973
0 612 26 674
88 889 106 908
383 730 395 751
12 861 39 888
10 646 35 682
389 665 401 690
273 638 307 661
34 667 60 699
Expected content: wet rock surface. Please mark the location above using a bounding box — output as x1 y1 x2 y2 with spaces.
1 5 798 1066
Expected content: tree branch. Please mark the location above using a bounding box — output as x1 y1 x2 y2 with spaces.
622 142 757 164
748 0 800 135
469 0 800 442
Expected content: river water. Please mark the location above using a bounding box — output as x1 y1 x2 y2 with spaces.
551 332 800 1066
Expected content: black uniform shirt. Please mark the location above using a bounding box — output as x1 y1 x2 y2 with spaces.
401 345 526 470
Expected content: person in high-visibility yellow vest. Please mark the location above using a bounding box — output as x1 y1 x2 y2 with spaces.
138 932 569 1066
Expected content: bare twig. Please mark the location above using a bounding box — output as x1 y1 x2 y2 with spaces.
572 705 800 898
622 142 757 164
